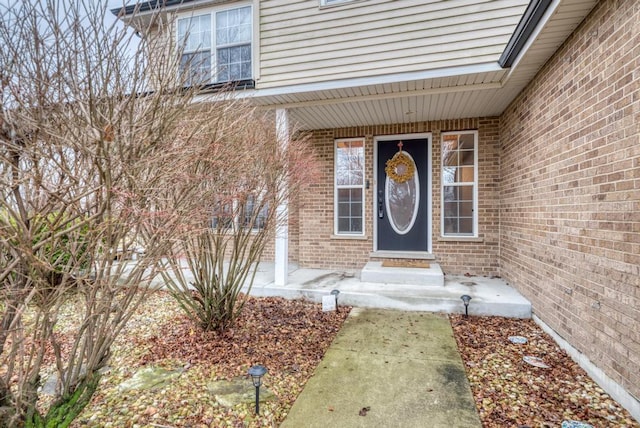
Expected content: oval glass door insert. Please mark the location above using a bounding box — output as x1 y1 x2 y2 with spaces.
385 152 419 235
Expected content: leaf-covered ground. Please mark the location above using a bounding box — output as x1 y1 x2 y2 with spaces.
451 314 639 428
38 293 638 427
66 292 350 427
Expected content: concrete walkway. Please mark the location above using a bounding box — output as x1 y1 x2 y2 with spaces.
281 308 482 428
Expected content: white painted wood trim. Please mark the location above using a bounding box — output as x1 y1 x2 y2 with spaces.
252 0 260 80
440 130 479 238
274 108 289 286
334 137 366 237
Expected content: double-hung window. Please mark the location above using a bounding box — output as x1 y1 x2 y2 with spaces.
441 131 478 237
211 193 268 232
177 5 252 86
242 194 268 231
335 138 365 235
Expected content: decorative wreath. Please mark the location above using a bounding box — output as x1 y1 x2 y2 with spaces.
385 151 415 183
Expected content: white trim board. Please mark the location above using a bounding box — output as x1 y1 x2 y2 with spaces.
533 315 640 423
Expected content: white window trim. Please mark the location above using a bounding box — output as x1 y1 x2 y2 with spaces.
440 130 478 238
334 137 365 236
175 2 253 85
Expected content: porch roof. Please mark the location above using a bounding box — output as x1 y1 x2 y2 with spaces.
204 0 597 130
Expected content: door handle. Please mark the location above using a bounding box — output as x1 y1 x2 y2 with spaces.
378 190 384 219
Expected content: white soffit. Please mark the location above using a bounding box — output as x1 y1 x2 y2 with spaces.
246 0 599 130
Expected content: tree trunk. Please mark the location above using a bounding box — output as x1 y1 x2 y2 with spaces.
24 373 101 428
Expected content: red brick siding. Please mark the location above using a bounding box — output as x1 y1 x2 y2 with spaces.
499 0 640 400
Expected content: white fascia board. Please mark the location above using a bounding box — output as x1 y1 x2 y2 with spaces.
501 0 562 83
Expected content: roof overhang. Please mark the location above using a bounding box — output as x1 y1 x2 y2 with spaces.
240 0 598 130
116 0 599 130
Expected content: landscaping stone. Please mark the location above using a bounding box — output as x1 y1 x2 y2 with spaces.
207 377 275 408
118 366 183 391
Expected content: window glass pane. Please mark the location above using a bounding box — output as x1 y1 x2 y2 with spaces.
459 133 475 150
216 45 251 81
351 218 362 233
459 185 473 201
460 150 474 166
444 201 458 217
351 202 362 217
442 166 456 184
216 6 251 46
336 140 364 186
180 51 211 86
457 166 474 183
459 201 473 217
443 218 457 234
179 15 211 51
459 218 473 234
443 186 458 202
338 202 350 217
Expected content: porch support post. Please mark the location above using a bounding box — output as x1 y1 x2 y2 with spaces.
274 108 289 286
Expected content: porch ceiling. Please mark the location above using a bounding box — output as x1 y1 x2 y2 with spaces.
238 0 598 131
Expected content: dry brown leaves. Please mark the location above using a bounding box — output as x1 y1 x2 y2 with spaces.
450 314 639 428
70 292 350 427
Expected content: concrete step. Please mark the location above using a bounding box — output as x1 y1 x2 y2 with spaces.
360 261 444 286
246 264 532 319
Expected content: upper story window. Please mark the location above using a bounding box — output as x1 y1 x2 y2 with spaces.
441 131 478 237
177 4 252 86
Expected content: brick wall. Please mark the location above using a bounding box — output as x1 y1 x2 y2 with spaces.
294 119 501 275
499 0 640 401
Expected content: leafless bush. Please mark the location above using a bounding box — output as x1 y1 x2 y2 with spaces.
0 0 278 425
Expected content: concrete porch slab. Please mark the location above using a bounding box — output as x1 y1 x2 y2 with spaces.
145 260 531 318
360 261 444 286
247 263 531 318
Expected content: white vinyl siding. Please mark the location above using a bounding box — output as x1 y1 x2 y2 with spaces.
258 0 528 88
441 131 478 237
335 138 365 235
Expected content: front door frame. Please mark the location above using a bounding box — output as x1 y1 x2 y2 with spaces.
373 133 433 254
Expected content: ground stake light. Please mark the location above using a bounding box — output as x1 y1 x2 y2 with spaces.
331 289 340 311
248 365 267 415
460 295 472 317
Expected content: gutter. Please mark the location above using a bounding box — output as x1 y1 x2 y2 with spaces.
111 0 204 17
499 0 553 68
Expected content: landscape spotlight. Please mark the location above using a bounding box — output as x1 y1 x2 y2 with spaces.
460 295 472 317
330 289 340 311
248 364 267 415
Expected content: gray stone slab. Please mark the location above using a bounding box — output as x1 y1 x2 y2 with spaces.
118 366 182 391
207 377 275 408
